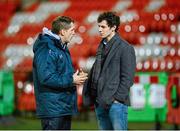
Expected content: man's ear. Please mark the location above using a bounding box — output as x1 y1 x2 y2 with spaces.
59 29 65 36
112 25 116 32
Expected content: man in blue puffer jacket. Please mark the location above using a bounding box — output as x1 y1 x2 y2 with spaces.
33 16 88 130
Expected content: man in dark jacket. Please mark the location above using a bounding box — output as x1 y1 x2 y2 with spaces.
83 12 136 130
33 16 87 130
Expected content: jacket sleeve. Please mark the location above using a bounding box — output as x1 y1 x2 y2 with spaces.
36 49 74 89
114 45 136 101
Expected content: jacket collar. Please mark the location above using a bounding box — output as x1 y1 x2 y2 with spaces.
42 27 67 50
43 27 60 40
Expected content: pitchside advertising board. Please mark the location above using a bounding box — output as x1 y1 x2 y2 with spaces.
128 72 168 122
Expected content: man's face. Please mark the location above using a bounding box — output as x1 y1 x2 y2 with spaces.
63 22 75 43
98 20 114 39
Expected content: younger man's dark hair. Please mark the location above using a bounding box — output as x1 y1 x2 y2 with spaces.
97 11 120 32
51 16 74 34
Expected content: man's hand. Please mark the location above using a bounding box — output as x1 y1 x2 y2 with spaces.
73 69 88 85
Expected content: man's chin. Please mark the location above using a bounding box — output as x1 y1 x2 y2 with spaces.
100 35 106 38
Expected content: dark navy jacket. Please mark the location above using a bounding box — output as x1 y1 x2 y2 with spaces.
33 34 78 118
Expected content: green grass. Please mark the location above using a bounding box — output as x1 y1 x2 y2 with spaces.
0 117 41 130
0 112 179 130
0 117 98 130
0 111 99 130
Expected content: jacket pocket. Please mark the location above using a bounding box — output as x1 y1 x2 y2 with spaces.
58 92 73 105
108 82 119 89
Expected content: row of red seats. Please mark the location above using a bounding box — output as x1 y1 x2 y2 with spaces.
136 59 180 72
17 92 36 111
19 24 42 34
0 1 19 33
165 51 180 58
128 0 149 11
140 12 178 22
70 43 98 69
23 2 39 12
14 58 32 72
66 0 117 10
0 1 19 13
0 12 13 22
120 32 143 45
0 43 8 52
120 20 175 34
138 33 180 46
1 33 36 45
161 34 180 46
164 0 180 7
120 32 180 46
13 71 31 87
13 70 32 103
63 0 117 22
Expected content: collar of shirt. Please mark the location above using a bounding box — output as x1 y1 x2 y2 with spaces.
62 43 67 50
103 39 108 46
102 33 118 47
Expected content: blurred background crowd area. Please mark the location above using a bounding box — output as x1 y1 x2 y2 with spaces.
0 0 180 130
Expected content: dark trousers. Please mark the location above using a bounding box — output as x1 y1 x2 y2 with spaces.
41 115 72 130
